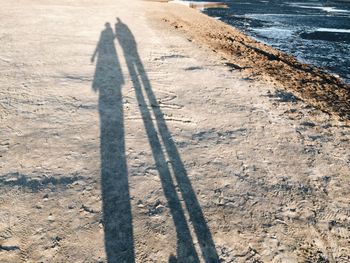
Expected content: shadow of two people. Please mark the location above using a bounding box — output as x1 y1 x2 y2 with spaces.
91 18 219 263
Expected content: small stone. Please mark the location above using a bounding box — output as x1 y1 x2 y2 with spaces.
48 215 55 222
35 203 43 209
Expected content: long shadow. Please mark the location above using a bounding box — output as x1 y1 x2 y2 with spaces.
91 22 135 263
0 172 85 192
115 18 219 263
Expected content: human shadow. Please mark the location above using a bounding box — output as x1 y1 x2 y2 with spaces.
91 22 135 263
115 18 220 263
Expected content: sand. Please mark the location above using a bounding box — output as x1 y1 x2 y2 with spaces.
0 0 349 262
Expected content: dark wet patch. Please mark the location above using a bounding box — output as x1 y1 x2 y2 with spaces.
300 31 350 42
0 245 20 251
225 62 252 71
155 54 188 61
301 121 316 127
240 77 254 81
184 66 204 71
267 90 299 103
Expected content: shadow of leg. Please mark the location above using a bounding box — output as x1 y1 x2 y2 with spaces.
126 60 200 263
115 19 219 263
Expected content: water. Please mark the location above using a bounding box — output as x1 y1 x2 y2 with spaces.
197 0 350 82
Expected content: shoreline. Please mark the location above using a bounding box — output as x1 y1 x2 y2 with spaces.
152 2 350 121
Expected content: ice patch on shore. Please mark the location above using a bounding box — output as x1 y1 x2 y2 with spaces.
252 27 294 39
288 3 349 13
316 28 350 33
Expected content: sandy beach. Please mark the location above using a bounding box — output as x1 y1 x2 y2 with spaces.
0 0 350 262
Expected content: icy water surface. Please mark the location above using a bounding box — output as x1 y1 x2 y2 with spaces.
197 0 350 82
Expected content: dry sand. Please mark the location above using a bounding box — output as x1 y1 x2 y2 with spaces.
0 0 349 262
